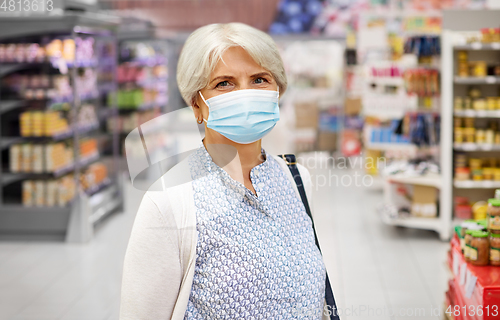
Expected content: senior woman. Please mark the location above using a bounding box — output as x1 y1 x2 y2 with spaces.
120 23 336 320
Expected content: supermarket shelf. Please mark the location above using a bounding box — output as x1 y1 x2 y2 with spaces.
365 142 416 151
386 173 442 189
0 64 34 77
76 152 100 168
380 209 441 231
0 100 25 115
453 143 500 151
0 205 71 241
120 56 166 67
98 82 117 94
454 109 500 118
1 153 100 185
454 42 500 51
85 178 111 196
0 124 99 149
89 197 121 225
0 173 31 186
454 76 500 84
454 180 500 188
117 102 160 112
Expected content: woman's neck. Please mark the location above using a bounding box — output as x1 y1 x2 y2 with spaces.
203 131 264 185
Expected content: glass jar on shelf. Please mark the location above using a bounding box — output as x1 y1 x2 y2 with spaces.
469 230 490 266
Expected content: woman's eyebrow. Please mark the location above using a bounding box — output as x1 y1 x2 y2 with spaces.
251 72 272 78
209 75 235 85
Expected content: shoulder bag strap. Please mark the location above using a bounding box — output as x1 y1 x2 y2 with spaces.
278 154 340 320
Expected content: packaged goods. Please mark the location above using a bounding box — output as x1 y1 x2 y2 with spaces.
46 180 57 207
34 181 45 207
9 145 21 172
22 181 33 207
473 201 489 220
490 233 500 266
21 144 31 172
488 198 500 231
470 230 490 266
32 145 44 173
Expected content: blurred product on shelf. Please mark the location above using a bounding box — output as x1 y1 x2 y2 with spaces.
480 28 500 43
455 196 472 220
454 155 500 181
454 118 500 144
9 138 98 174
3 74 72 100
20 111 69 137
110 88 162 109
18 105 98 137
457 50 500 77
403 68 440 97
80 162 108 192
404 36 440 59
22 175 75 207
3 69 98 101
0 37 95 65
454 87 500 111
10 142 73 173
107 107 160 133
119 41 165 64
117 64 167 83
79 138 98 158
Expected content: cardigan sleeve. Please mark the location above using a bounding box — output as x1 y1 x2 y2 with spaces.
120 193 183 320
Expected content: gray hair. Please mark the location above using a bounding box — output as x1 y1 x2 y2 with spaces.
176 23 287 106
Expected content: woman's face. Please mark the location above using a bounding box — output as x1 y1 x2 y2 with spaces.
194 46 278 131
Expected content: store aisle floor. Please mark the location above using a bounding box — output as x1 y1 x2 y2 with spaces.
0 167 449 320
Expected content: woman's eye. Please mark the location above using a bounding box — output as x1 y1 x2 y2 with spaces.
215 81 229 88
254 78 268 84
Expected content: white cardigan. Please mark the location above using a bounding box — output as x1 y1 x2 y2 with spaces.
119 155 329 320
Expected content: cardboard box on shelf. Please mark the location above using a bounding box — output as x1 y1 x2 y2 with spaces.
317 131 337 151
344 97 362 116
411 185 437 217
295 101 319 128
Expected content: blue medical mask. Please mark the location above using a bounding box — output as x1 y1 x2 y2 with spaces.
199 89 280 144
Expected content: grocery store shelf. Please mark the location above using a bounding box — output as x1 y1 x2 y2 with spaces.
85 178 111 196
380 209 441 231
98 82 117 93
89 198 122 225
454 180 500 189
453 143 500 151
0 124 98 149
0 100 25 114
454 110 500 118
454 42 500 51
1 153 100 185
120 56 166 67
386 173 442 189
118 102 159 112
454 76 500 84
365 142 416 151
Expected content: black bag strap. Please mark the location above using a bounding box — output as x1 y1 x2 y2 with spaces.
279 154 340 320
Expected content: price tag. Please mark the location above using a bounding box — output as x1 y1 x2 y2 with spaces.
471 42 482 50
477 110 487 117
486 76 496 84
465 270 477 298
460 262 467 285
453 252 460 276
464 110 475 117
482 144 493 151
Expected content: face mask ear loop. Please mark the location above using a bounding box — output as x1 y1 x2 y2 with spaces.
198 91 209 123
199 91 209 107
